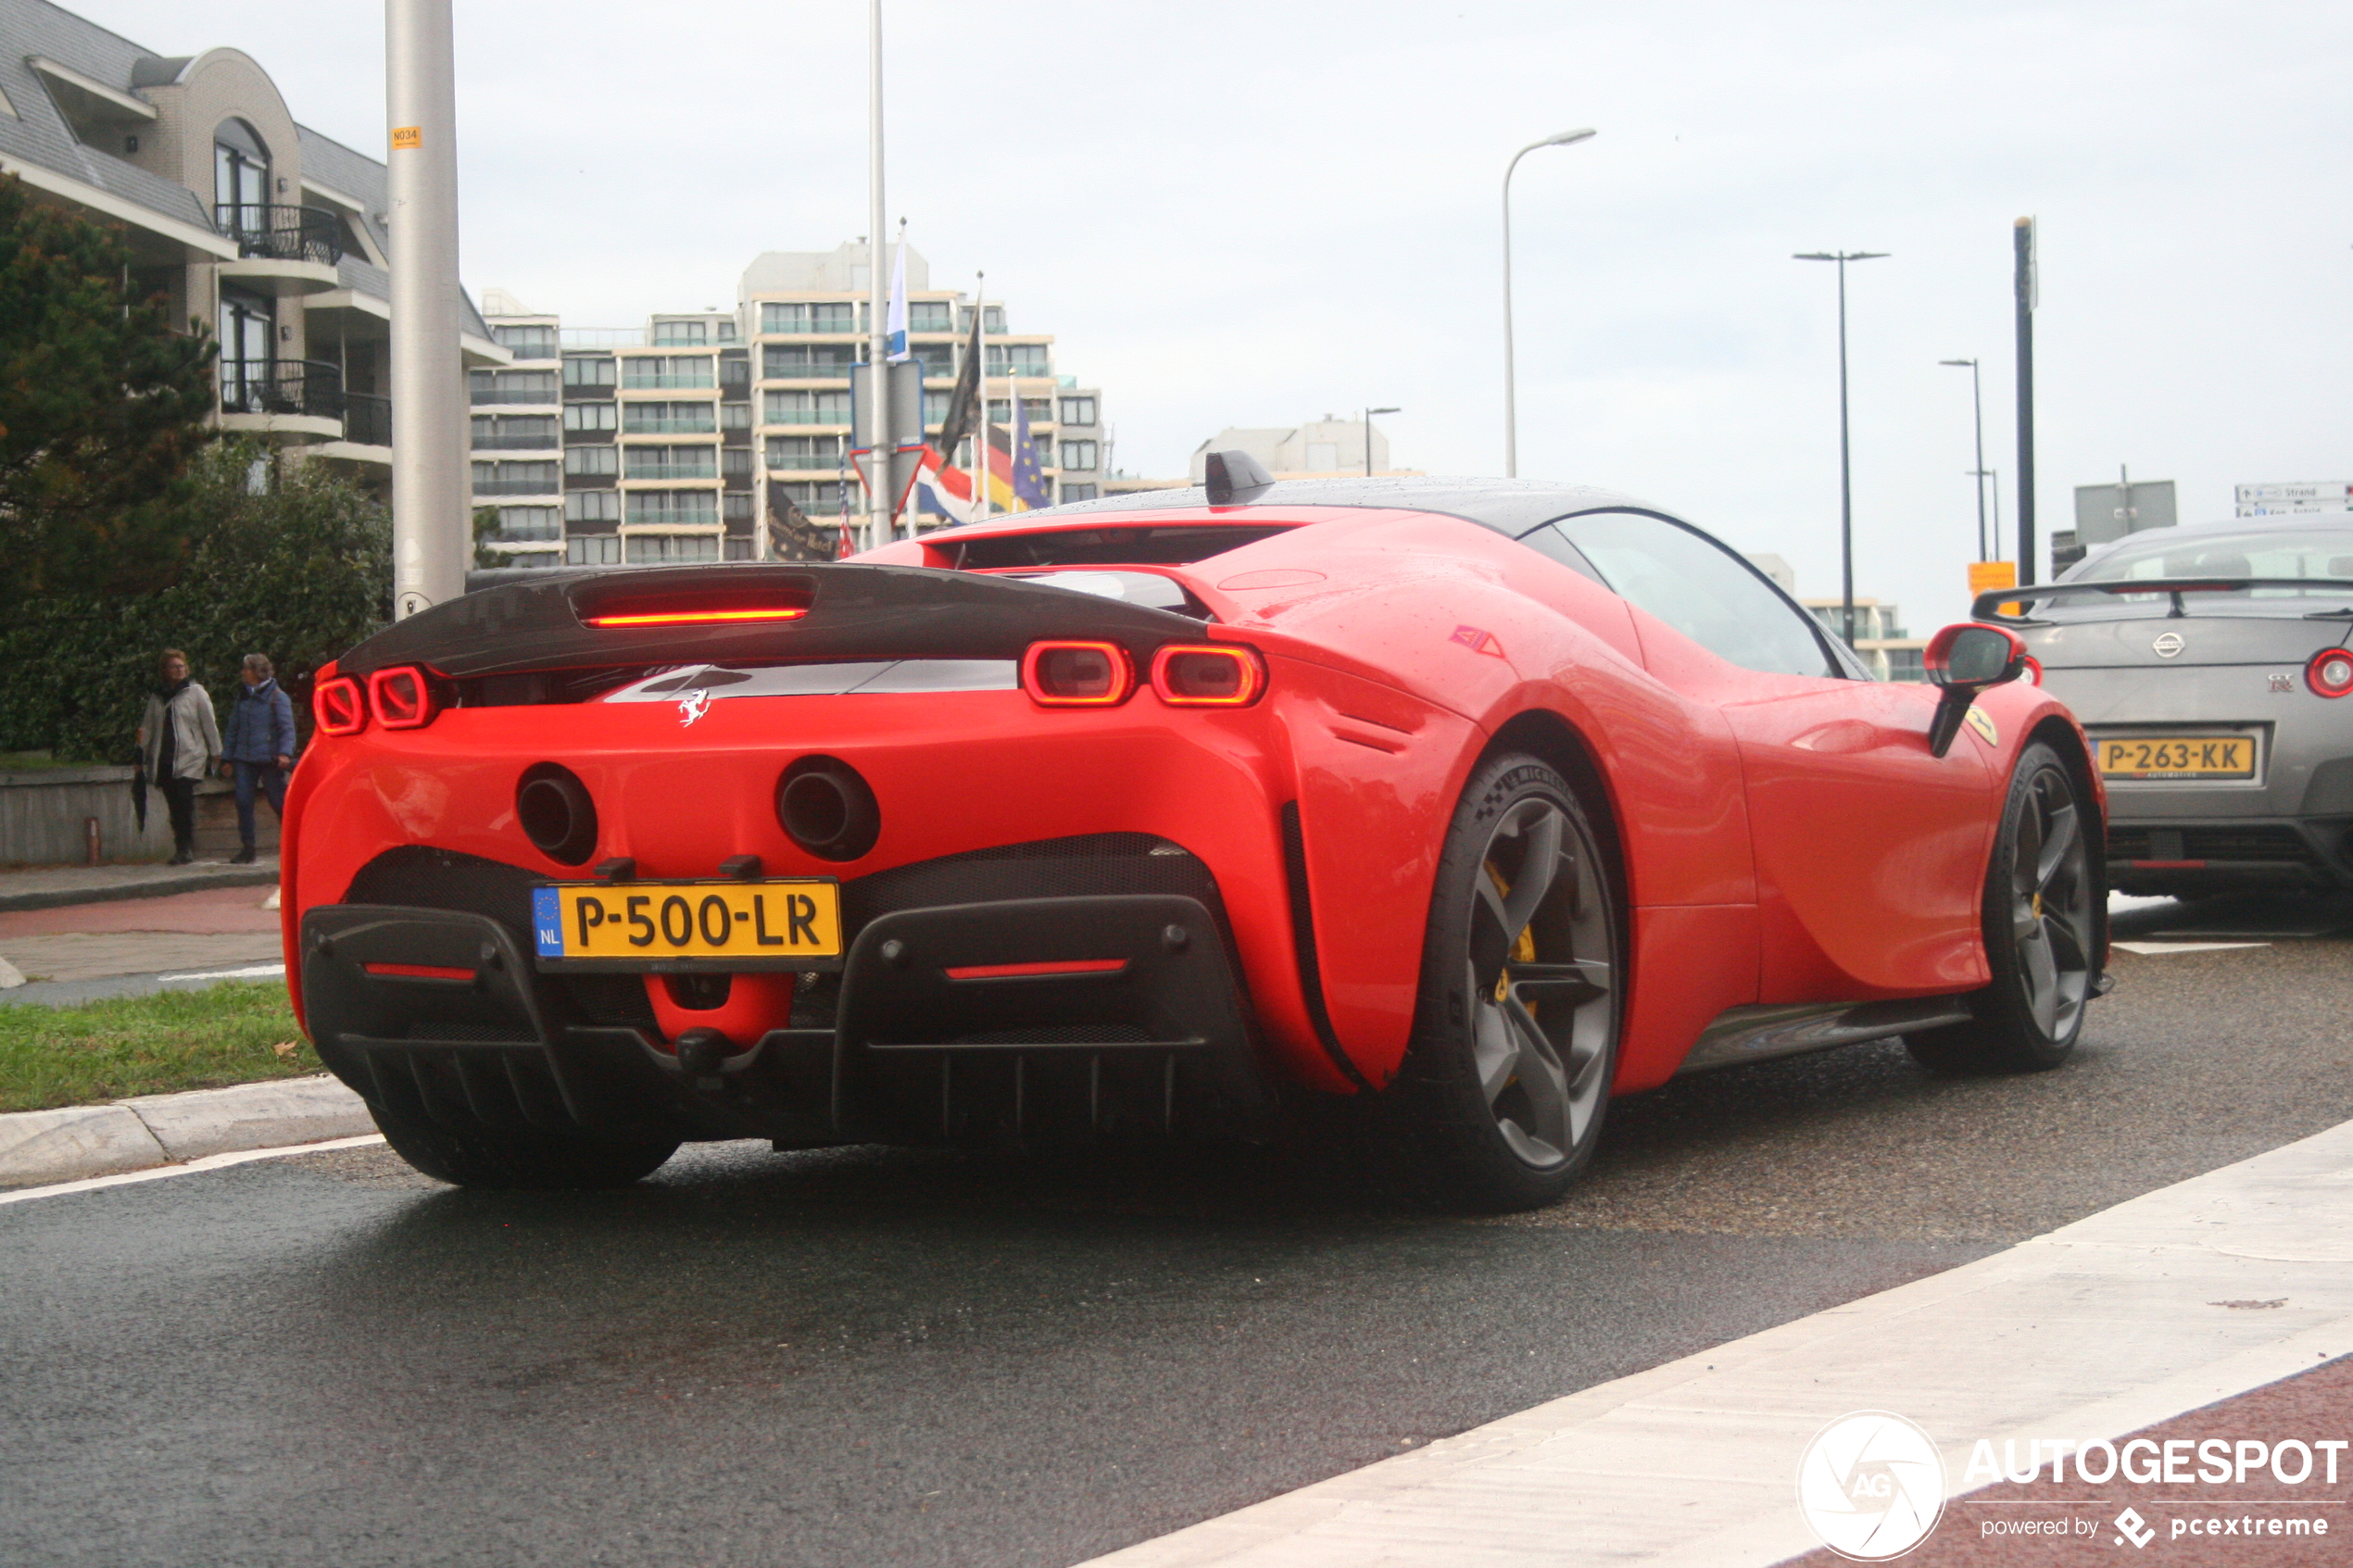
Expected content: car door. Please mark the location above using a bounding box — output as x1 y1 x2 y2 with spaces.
1547 511 1994 999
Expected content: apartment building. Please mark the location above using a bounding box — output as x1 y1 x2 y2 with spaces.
479 243 1110 565
1186 416 1409 481
1804 597 1929 682
0 0 507 490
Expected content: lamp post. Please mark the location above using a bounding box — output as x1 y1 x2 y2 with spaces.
1939 358 1990 561
1502 129 1595 478
1793 249 1889 646
1363 406 1398 476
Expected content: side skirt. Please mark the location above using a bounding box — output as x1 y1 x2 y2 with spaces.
1674 996 1974 1076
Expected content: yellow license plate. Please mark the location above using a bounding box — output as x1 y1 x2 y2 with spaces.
2096 736 2255 780
532 879 841 964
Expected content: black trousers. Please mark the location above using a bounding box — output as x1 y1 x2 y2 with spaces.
157 776 198 854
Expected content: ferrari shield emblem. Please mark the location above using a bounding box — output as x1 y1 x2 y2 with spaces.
1963 706 1998 747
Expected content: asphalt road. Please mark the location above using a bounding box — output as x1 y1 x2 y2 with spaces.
2 898 2348 1568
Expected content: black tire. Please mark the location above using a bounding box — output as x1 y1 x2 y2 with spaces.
368 1098 681 1189
1378 753 1625 1212
1907 741 2099 1077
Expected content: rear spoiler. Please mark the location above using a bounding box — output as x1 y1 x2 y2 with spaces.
342 562 1203 681
1973 577 2353 625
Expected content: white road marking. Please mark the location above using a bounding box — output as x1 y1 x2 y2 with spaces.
0 1134 385 1207
154 962 286 982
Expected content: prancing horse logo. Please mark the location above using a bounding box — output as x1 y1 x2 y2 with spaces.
677 689 711 727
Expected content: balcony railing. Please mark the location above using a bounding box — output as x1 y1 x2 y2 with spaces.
343 394 391 448
471 380 561 406
473 430 560 450
215 204 344 266
765 453 842 470
473 477 560 496
622 419 717 435
626 463 719 483
220 359 344 420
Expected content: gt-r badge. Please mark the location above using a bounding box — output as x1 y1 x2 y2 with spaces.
1450 624 1507 659
677 689 711 726
1964 707 1998 747
2270 672 2295 693
2152 631 2186 659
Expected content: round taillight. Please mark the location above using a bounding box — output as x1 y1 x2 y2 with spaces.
516 763 598 865
1021 641 1135 706
2308 649 2353 698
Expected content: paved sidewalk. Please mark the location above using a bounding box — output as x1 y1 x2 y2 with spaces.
0 884 284 997
1076 1120 2353 1568
0 858 278 913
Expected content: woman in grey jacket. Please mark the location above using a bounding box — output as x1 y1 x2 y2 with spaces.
136 649 221 864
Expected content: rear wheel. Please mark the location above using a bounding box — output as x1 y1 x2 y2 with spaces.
1379 753 1623 1212
368 1098 681 1189
1908 741 2097 1076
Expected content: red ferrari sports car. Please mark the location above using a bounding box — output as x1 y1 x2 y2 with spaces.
283 463 2107 1210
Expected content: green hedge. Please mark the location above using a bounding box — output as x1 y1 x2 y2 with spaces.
0 444 392 763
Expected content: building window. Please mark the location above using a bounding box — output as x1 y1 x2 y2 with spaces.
562 356 617 388
957 306 1006 335
472 459 560 495
764 390 852 426
724 537 755 560
216 285 275 410
651 320 709 346
624 445 718 481
212 119 270 234
766 434 844 470
625 490 720 525
564 445 620 478
471 370 560 405
621 356 715 390
720 401 751 431
623 401 717 435
566 490 620 524
988 343 1050 378
1059 440 1098 471
1060 483 1098 503
624 533 721 563
985 398 1054 429
763 343 860 379
493 323 559 358
1059 396 1097 427
921 390 951 428
562 402 617 433
492 506 561 541
566 534 623 565
761 301 860 334
909 300 953 332
723 447 754 484
774 479 849 512
472 414 559 449
724 491 754 523
510 550 566 568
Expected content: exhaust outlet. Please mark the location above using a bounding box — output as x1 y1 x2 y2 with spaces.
775 756 880 861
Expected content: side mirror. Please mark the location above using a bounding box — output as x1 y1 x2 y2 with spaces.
1922 623 2028 758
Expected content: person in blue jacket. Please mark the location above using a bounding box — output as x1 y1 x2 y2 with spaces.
220 652 296 865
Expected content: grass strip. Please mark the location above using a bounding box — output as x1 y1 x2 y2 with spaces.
0 982 320 1112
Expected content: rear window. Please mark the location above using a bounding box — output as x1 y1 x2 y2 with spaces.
950 525 1291 570
2073 528 2353 587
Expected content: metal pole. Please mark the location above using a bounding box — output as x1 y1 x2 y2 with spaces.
1364 406 1398 476
1969 359 1987 561
974 270 988 521
1501 130 1593 478
385 0 465 615
2014 217 2037 584
1835 256 1853 646
865 0 889 552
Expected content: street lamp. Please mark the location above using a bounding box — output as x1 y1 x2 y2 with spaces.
1793 249 1889 646
1502 128 1595 478
1940 358 1990 562
1364 407 1399 476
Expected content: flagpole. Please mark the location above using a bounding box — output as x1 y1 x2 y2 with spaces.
973 270 988 521
864 0 888 553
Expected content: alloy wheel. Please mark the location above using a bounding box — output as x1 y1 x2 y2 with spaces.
2009 763 2094 1040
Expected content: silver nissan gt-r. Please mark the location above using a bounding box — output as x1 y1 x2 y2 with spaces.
1975 518 2353 897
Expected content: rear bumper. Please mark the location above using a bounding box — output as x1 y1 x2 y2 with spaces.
2106 815 2353 893
299 892 1274 1147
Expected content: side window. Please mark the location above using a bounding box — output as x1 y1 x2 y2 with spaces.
1514 523 1608 585
1552 511 1839 678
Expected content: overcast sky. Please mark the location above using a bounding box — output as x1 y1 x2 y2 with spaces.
70 0 2353 630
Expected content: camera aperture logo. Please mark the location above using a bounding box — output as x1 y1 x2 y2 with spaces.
1798 1411 1948 1561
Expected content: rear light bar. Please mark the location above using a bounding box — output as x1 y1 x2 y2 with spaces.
2308 648 2353 698
1022 641 1136 706
1151 644 1268 707
314 675 367 736
584 607 809 628
368 666 439 730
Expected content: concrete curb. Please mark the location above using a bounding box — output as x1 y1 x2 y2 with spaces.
0 864 280 913
0 1074 370 1187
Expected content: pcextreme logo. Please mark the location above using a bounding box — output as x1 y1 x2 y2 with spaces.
1797 1411 1947 1561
